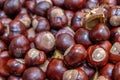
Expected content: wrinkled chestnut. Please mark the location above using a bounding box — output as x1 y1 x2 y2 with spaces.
71 11 85 31
64 0 86 11
46 59 67 80
8 75 22 80
109 42 120 63
4 0 22 17
6 59 26 76
32 16 50 32
112 62 120 80
63 68 88 80
90 23 110 43
110 27 120 43
64 44 87 67
9 35 30 58
100 63 114 78
35 1 52 16
23 67 45 80
34 31 55 53
74 28 92 49
0 51 10 76
47 6 68 29
56 33 75 51
87 45 109 67
25 48 46 66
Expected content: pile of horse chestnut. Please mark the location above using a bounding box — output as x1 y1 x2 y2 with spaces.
0 0 120 80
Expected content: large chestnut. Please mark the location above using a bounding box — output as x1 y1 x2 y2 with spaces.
46 59 67 80
112 62 120 80
87 45 109 67
56 33 75 51
74 28 92 49
47 6 68 29
90 23 110 43
6 59 26 76
34 31 55 53
22 67 45 80
25 48 46 66
64 44 87 67
63 68 88 80
9 35 30 58
109 42 120 63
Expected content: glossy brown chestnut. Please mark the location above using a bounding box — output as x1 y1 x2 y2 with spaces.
25 48 46 66
25 0 35 13
71 11 85 31
9 35 30 58
22 67 45 80
109 42 120 63
32 16 50 32
64 0 86 11
90 23 110 43
87 45 109 67
112 62 120 80
47 6 68 29
6 59 26 76
52 0 64 7
8 75 22 80
46 59 67 80
64 44 87 67
0 51 10 76
64 10 74 26
100 63 114 78
63 68 88 80
74 28 92 49
35 1 52 16
56 33 75 51
110 27 120 43
4 0 22 17
34 31 55 53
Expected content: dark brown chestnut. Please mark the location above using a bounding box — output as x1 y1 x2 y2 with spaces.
87 45 109 67
32 16 50 32
100 63 114 78
4 0 22 17
109 42 120 63
34 31 55 53
25 0 35 13
8 75 22 80
22 67 45 80
46 59 67 80
35 1 52 16
9 35 30 58
90 23 110 43
52 0 64 7
6 59 26 76
64 44 87 67
47 6 68 29
71 11 85 31
112 62 120 80
64 0 86 11
63 68 88 80
74 28 92 49
56 33 75 51
25 48 46 66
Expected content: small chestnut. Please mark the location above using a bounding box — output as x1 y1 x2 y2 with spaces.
74 28 92 49
64 44 87 67
87 45 109 67
9 35 30 58
63 68 88 80
47 6 68 29
6 59 26 76
56 33 75 51
90 23 110 43
25 48 46 66
46 59 67 80
22 67 45 80
34 31 55 53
